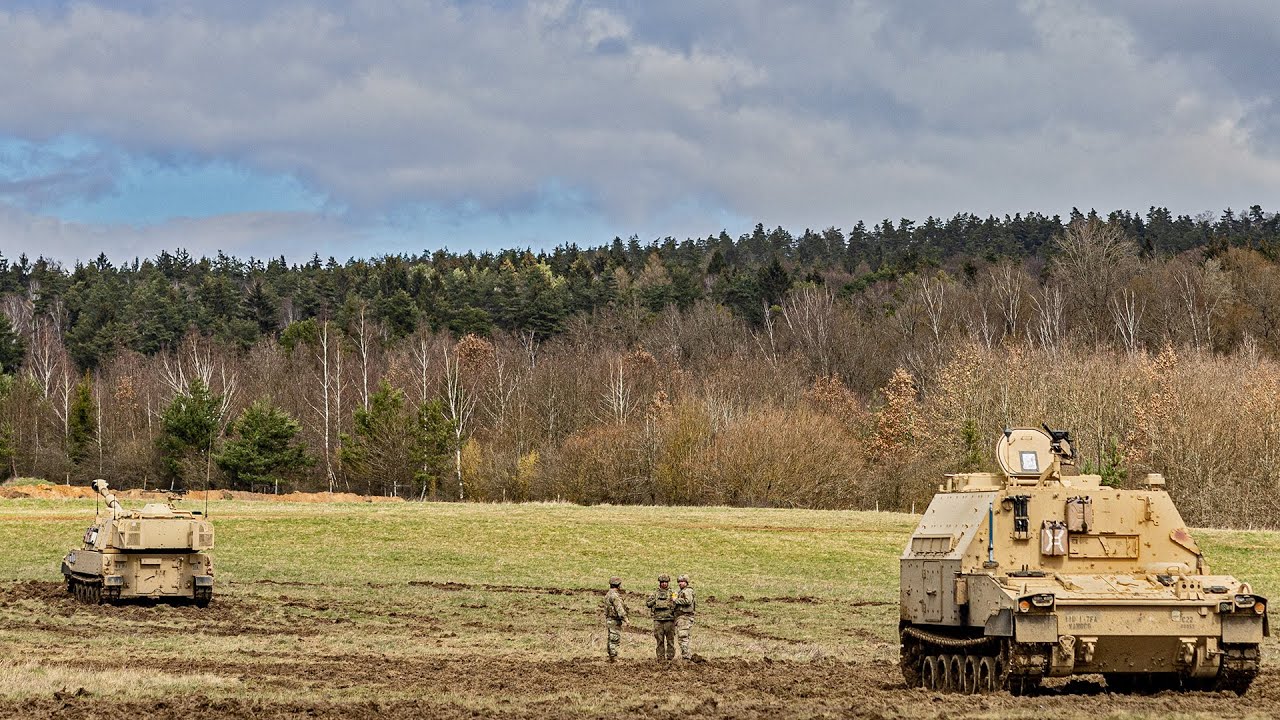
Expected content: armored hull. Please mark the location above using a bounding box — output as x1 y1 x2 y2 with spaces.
899 427 1266 694
61 480 215 606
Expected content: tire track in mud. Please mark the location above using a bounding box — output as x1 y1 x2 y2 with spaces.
6 579 1280 719
0 580 317 637
5 657 1280 720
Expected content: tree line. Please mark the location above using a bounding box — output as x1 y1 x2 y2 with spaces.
2 205 1280 527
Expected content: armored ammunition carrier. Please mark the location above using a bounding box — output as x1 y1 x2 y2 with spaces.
900 426 1266 694
61 479 215 606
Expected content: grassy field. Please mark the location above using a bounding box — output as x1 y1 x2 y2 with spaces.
1 497 1278 719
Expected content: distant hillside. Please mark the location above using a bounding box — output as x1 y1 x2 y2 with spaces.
2 207 1280 528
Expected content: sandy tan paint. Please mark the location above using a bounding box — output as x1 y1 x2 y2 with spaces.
899 427 1266 693
60 479 215 605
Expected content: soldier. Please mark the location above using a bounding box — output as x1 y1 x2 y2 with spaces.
603 576 628 662
673 573 696 660
645 573 677 661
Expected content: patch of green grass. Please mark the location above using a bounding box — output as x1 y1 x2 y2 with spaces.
2 497 1279 718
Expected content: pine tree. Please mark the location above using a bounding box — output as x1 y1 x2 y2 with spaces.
340 381 420 496
216 399 311 492
377 289 418 338
0 375 15 478
242 279 279 337
415 398 457 499
130 275 188 354
757 255 791 307
157 379 222 487
67 372 96 469
518 263 570 338
0 313 23 374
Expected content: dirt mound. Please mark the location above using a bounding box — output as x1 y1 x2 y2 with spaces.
269 491 404 504
173 489 405 503
0 580 68 605
0 485 404 504
0 484 95 500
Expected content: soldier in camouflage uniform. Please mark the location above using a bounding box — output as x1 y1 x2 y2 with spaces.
645 573 677 661
673 574 696 660
603 576 628 662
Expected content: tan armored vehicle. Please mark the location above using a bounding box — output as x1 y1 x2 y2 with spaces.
900 426 1266 694
61 479 215 606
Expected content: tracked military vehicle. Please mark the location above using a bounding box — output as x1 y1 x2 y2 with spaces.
61 479 215 606
900 426 1266 694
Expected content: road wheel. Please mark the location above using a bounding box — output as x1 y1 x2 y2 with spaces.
977 656 997 693
961 655 978 694
945 655 963 692
921 656 939 690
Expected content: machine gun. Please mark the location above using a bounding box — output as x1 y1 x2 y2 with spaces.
1041 423 1076 462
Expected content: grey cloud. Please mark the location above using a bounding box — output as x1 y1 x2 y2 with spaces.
1085 1 1280 149
0 143 121 210
873 3 1041 54
0 203 366 265
0 0 1278 248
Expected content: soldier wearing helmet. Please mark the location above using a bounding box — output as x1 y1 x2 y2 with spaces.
673 574 697 660
645 573 677 661
603 576 628 662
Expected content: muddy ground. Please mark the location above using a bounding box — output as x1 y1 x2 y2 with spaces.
2 580 1278 720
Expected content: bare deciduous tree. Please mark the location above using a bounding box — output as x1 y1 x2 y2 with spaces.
988 261 1028 342
1051 218 1139 346
303 320 346 492
782 285 836 375
1176 259 1232 352
1111 288 1144 354
963 303 996 350
158 333 238 423
1030 284 1065 353
442 343 478 499
350 302 381 412
599 357 635 426
28 312 73 467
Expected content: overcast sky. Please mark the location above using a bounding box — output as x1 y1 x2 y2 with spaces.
1 1 1278 265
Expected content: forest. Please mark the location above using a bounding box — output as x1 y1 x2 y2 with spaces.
2 204 1280 527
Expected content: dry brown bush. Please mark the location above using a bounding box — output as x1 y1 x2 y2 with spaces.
897 343 1280 527
651 399 713 505
534 423 647 505
14 251 1280 529
687 406 866 509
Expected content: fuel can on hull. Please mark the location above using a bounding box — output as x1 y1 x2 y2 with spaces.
899 426 1265 694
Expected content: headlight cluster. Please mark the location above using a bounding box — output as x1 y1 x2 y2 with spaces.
1227 594 1266 615
1017 593 1054 612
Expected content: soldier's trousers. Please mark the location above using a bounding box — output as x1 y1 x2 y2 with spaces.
675 615 694 659
606 618 623 658
653 619 676 660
